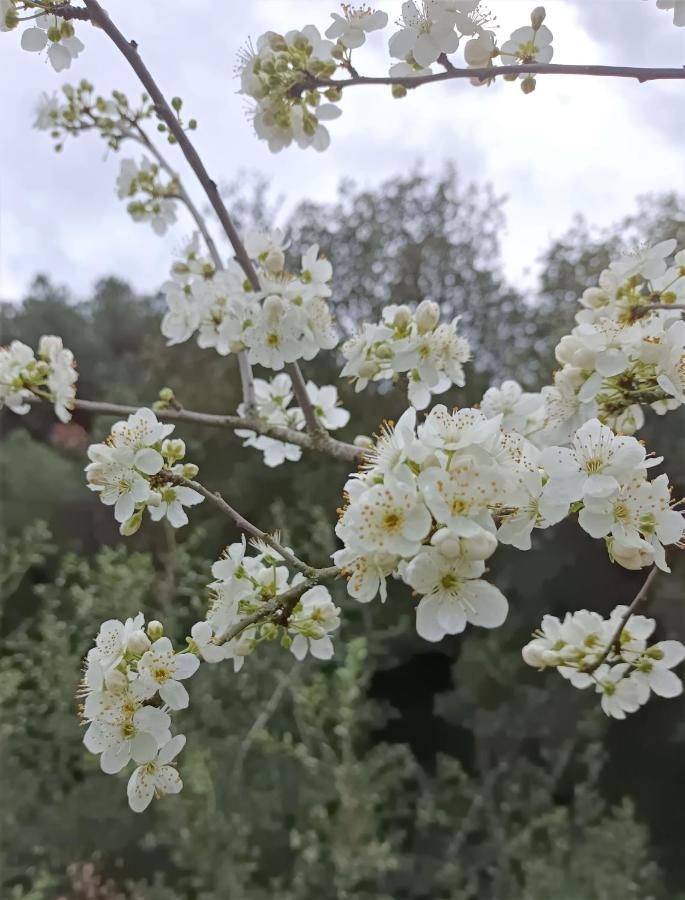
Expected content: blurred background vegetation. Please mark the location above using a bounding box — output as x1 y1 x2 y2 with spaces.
1 170 684 899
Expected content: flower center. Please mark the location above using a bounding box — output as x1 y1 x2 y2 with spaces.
383 512 402 532
584 457 604 474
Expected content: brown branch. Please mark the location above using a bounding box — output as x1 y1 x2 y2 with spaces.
293 63 685 96
584 566 659 674
67 397 362 464
217 574 337 646
177 476 333 579
74 0 257 410
287 361 327 438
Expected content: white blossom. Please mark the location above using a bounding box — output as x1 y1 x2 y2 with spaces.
325 7 388 49
127 735 186 813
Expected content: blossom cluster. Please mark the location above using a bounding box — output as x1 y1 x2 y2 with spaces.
240 5 556 151
2 1 84 71
238 25 342 153
116 157 179 235
81 614 196 812
162 231 338 369
333 404 568 641
341 301 471 409
235 373 350 467
537 241 685 443
334 407 684 642
206 536 341 667
539 418 684 573
85 407 203 533
0 334 77 422
523 607 685 718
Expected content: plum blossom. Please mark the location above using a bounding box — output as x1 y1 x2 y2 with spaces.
325 6 388 49
137 638 201 709
20 13 84 72
127 735 186 813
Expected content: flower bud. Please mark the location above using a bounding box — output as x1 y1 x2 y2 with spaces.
147 620 164 640
522 642 547 668
607 536 655 571
146 491 162 508
158 387 175 403
182 462 199 479
126 629 151 655
162 438 186 462
431 528 461 558
530 6 546 28
392 84 408 99
264 249 285 274
119 511 143 536
354 435 374 449
415 300 440 333
521 76 537 95
358 360 380 379
263 294 284 320
393 305 412 328
460 528 498 560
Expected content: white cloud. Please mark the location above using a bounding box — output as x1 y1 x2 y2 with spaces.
0 0 682 302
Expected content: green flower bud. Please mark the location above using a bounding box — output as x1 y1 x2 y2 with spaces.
119 511 143 537
392 84 408 99
182 463 199 479
531 6 546 28
147 620 164 640
521 75 537 94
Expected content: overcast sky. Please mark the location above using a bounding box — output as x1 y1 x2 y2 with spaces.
0 0 683 303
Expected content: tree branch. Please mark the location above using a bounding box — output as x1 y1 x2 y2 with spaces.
76 0 258 410
293 63 685 96
584 566 659 674
65 397 362 464
217 575 336 646
287 361 327 437
177 476 335 579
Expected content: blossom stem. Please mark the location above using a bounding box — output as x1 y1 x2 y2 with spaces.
293 63 685 97
177 476 337 580
286 361 327 437
584 566 659 674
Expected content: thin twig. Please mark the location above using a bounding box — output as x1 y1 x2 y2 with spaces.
287 361 326 437
292 63 685 97
62 397 361 464
178 476 337 580
584 566 659 674
73 0 257 410
217 573 337 645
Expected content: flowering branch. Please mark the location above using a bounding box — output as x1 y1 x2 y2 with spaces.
293 63 685 98
176 475 336 580
71 0 258 409
65 398 363 464
584 566 659 674
217 572 338 645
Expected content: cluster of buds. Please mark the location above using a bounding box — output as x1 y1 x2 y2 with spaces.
341 300 471 409
0 334 77 423
34 82 154 152
116 157 179 235
85 407 203 534
523 606 685 718
238 26 342 152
